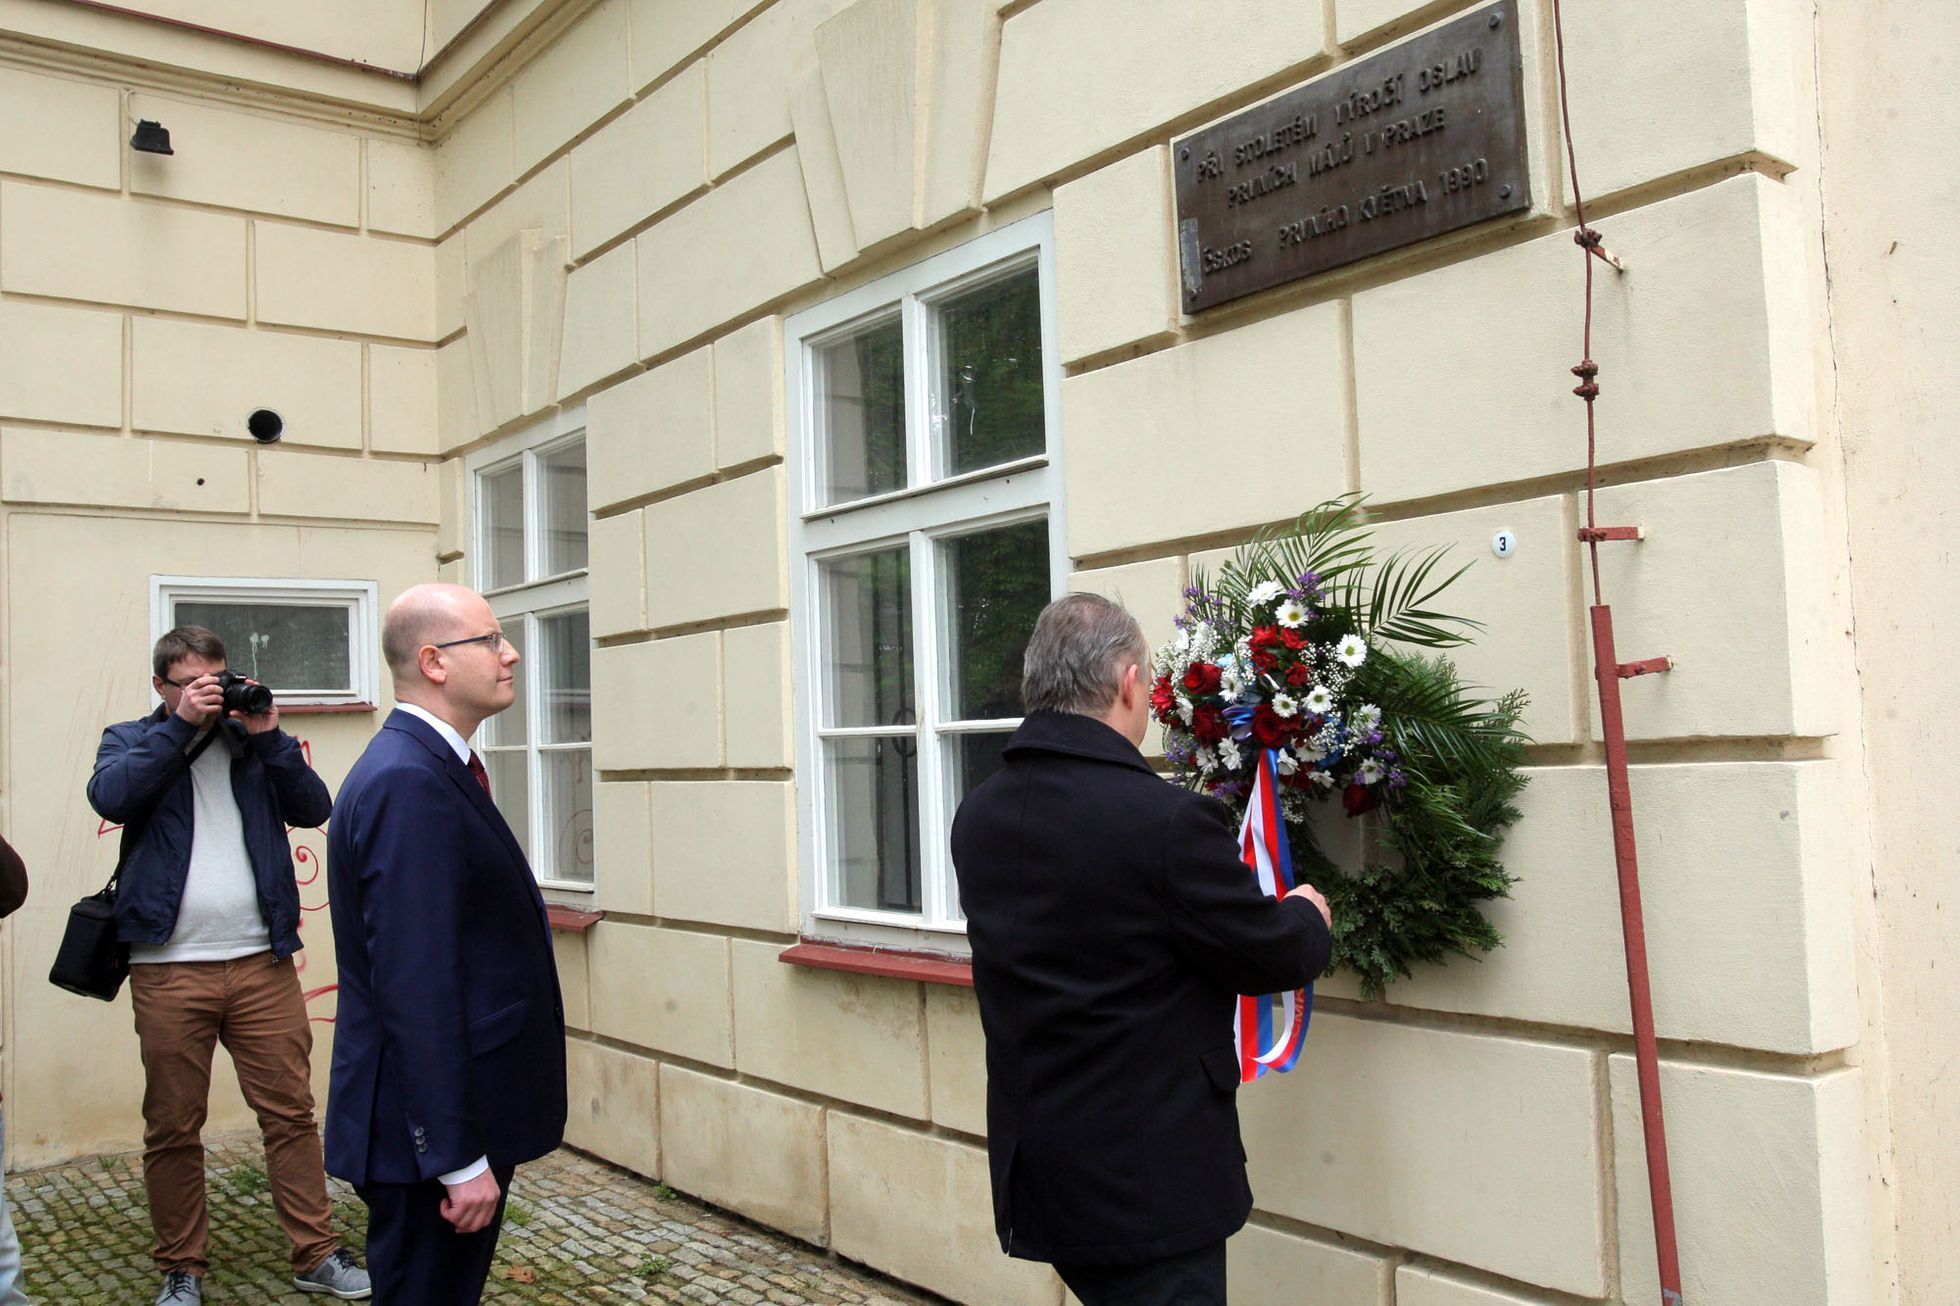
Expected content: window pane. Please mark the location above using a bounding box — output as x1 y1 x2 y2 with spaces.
827 736 921 912
173 601 352 695
539 440 588 576
482 463 526 589
482 623 528 747
817 316 906 505
951 730 1012 802
944 518 1048 720
944 730 1013 924
539 609 590 745
484 749 530 855
542 748 594 884
937 268 1045 477
823 547 914 728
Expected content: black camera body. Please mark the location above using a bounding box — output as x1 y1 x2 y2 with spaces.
215 670 273 716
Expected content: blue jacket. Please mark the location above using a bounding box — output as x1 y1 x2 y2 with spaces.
324 709 566 1185
86 705 332 956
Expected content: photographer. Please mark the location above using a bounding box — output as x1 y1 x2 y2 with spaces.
87 626 369 1304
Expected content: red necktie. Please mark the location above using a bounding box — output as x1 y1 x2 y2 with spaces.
467 752 492 797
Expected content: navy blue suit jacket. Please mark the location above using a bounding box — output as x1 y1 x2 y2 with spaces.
324 709 567 1186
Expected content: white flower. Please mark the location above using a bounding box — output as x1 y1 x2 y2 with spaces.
1173 627 1191 654
1357 758 1386 785
1352 703 1383 733
1335 634 1369 667
1304 685 1335 716
1218 663 1244 701
1194 747 1218 773
1311 770 1337 789
1176 697 1195 725
1191 621 1214 650
1297 740 1328 764
1218 739 1243 771
1246 580 1285 606
1275 599 1309 628
1275 750 1299 776
1271 693 1300 719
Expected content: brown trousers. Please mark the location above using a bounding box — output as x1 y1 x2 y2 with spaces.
128 952 339 1276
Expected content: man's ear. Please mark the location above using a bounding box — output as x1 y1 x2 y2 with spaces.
417 646 448 686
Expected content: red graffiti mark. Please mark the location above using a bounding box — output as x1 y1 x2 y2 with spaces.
303 983 338 1025
293 839 323 887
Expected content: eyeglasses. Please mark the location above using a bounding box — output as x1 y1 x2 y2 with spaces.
160 670 227 688
431 631 508 654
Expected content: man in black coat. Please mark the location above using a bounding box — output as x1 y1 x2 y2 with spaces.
951 593 1333 1306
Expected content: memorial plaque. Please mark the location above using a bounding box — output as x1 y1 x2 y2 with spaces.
1173 0 1530 311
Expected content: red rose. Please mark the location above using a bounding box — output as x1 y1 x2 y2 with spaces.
1251 648 1279 674
1342 782 1378 818
1191 705 1227 744
1250 705 1291 749
1183 662 1222 696
1150 675 1176 719
1249 625 1282 649
1279 627 1307 650
1285 663 1313 687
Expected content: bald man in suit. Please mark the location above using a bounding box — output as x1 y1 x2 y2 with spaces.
324 584 566 1303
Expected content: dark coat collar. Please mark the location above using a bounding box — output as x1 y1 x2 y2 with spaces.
1002 710 1157 776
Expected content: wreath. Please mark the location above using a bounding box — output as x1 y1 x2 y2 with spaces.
1150 497 1529 998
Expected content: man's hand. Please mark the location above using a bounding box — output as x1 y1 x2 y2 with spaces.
232 681 279 735
1286 882 1331 929
440 1170 501 1234
173 674 224 729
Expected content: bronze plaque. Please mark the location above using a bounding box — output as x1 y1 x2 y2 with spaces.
1173 0 1530 311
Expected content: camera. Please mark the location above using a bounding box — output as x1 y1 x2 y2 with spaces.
215 671 273 716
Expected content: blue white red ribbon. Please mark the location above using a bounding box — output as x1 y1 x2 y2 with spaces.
1234 748 1313 1082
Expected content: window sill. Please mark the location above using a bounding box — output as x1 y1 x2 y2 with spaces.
279 703 378 715
779 941 973 988
546 904 605 933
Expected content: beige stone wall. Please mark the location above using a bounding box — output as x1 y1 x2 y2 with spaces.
1815 1 1960 1302
407 0 1914 1302
0 52 440 1166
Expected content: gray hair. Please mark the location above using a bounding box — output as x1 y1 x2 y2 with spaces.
1020 593 1149 715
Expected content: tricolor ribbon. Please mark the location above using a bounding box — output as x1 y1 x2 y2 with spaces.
1234 747 1313 1083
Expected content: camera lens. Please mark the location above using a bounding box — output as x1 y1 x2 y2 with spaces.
218 673 274 715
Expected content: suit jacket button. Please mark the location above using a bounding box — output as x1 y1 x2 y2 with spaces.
415 1139 427 1153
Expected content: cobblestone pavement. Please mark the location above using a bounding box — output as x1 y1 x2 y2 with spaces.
9 1132 943 1304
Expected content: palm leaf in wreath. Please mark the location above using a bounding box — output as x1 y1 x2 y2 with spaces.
1361 651 1525 780
1212 495 1374 616
1345 545 1479 648
1212 496 1479 650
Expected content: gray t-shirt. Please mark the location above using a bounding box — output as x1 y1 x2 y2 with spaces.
129 729 271 965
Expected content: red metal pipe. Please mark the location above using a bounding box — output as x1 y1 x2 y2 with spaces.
1590 603 1686 1305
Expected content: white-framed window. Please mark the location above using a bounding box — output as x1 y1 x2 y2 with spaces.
151 577 380 708
466 405 593 891
787 211 1066 953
